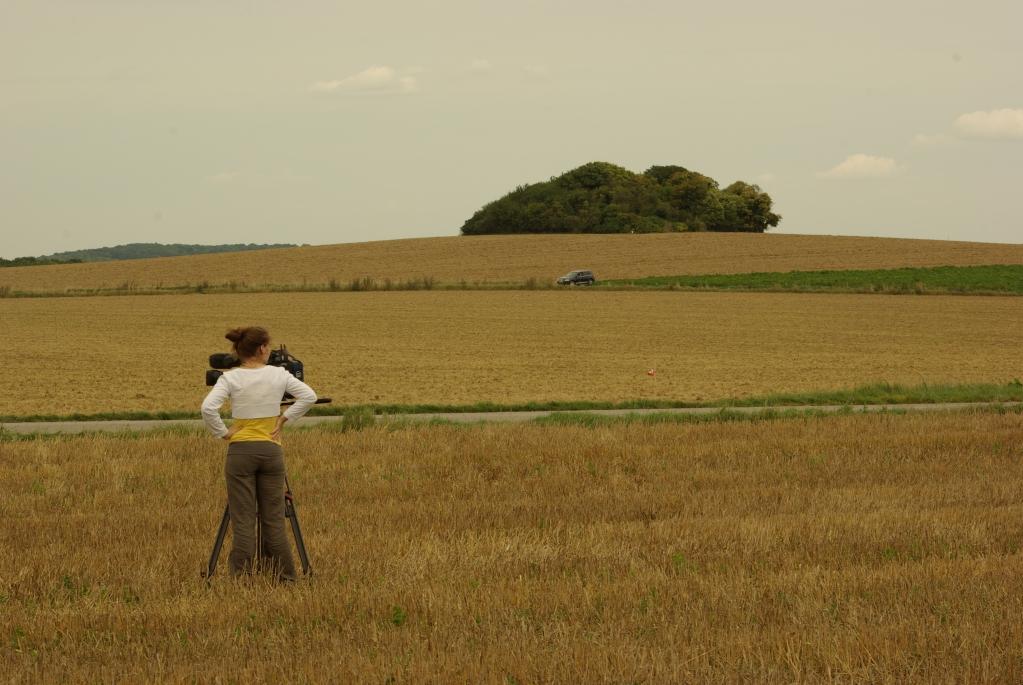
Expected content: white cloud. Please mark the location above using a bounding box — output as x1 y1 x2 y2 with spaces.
206 172 239 184
953 108 1023 140
469 59 490 71
310 66 417 94
820 154 899 179
911 133 957 148
757 173 776 183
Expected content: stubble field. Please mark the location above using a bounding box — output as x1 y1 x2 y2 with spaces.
3 410 1022 682
2 290 1022 417
5 233 1023 293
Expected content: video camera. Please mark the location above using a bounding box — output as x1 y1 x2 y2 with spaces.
206 345 331 406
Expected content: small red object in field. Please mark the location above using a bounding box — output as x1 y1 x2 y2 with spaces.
647 369 655 376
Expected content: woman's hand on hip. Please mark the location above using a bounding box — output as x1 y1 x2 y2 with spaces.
222 424 241 441
270 415 288 442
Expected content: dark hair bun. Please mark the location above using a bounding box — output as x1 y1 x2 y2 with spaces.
224 326 270 360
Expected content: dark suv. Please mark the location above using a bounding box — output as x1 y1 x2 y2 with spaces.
557 270 595 286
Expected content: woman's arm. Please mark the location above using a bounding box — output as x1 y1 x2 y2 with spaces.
271 373 317 441
281 374 317 422
200 375 232 439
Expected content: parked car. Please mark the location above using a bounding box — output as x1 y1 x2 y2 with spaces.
557 270 596 286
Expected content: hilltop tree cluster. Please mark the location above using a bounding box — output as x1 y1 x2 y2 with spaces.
460 162 780 236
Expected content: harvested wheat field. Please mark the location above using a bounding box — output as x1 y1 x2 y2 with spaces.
3 410 1022 682
3 291 1021 417
4 233 1023 293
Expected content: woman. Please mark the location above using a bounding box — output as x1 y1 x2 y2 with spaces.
201 326 317 583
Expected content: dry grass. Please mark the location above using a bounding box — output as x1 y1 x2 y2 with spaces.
4 233 1023 293
2 291 1022 418
2 410 1022 682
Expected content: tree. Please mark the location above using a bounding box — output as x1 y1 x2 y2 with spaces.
460 162 780 236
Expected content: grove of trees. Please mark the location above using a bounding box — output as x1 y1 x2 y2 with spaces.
461 162 780 236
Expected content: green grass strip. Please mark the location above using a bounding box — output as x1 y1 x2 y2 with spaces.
532 406 862 428
528 402 1023 429
600 264 1023 294
2 380 1021 424
5 402 1022 443
721 380 1023 406
5 265 1023 299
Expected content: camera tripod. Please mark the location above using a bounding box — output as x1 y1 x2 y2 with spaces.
201 475 312 579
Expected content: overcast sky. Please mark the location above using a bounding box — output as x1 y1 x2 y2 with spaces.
1 0 1021 258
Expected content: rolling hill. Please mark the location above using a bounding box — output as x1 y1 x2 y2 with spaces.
2 233 1023 293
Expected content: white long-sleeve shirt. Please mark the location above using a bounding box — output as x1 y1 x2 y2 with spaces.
200 365 317 439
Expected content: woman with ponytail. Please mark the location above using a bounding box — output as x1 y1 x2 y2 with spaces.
200 326 317 583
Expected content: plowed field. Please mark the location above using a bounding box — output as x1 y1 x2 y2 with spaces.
3 291 1020 417
4 233 1023 293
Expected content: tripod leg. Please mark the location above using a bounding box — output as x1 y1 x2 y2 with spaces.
202 504 231 578
255 482 265 571
284 477 312 576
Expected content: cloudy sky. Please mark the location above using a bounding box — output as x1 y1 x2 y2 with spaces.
1 0 1020 258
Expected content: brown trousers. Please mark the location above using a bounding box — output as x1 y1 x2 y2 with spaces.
225 441 297 582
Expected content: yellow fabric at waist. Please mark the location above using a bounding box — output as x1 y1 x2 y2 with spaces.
229 417 280 445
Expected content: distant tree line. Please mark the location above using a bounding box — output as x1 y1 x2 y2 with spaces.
0 256 83 268
460 162 781 236
2 242 299 267
43 242 298 262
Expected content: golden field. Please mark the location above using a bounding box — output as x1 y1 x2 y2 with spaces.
4 233 1023 293
1 290 1023 419
3 290 1022 417
2 410 1022 682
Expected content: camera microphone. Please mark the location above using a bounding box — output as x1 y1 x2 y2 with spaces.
209 353 241 369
